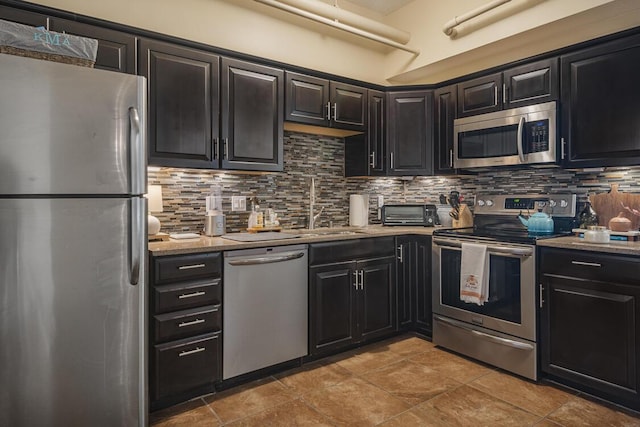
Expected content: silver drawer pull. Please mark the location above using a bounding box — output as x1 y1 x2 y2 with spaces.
178 263 206 270
178 318 205 327
571 260 601 267
179 347 205 357
178 291 206 299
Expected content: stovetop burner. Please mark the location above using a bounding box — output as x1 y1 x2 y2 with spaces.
434 193 578 245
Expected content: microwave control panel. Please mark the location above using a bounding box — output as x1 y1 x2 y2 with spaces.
524 120 549 154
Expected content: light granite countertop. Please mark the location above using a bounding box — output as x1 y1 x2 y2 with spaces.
148 225 439 256
536 235 640 256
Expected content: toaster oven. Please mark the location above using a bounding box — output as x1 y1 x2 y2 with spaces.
381 204 439 226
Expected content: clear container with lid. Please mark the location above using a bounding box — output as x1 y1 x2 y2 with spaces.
584 226 610 243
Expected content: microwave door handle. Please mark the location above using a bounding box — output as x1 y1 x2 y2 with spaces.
517 116 525 163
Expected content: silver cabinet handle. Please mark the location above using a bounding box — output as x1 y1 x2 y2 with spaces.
332 102 337 121
326 101 331 121
179 347 205 357
178 263 206 270
390 152 394 169
516 116 525 163
370 151 376 168
359 270 364 290
178 291 206 299
561 137 566 160
227 252 305 266
502 83 507 104
539 284 544 308
397 245 404 263
449 149 453 168
179 318 205 328
353 270 359 289
494 86 498 106
571 260 601 267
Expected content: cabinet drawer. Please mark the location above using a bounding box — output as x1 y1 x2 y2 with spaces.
154 279 220 314
154 305 221 343
540 248 638 285
152 333 221 401
154 252 221 285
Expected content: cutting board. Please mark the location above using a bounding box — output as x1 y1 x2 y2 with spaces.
589 184 640 231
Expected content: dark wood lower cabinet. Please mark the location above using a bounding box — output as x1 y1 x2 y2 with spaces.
309 238 396 358
540 247 640 411
395 236 432 336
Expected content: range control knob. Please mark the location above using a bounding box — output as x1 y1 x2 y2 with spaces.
560 199 568 208
477 200 485 207
549 200 557 207
486 200 494 207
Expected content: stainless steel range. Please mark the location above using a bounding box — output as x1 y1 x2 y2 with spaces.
432 193 576 380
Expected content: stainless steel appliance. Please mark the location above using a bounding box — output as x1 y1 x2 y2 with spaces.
223 245 308 380
382 204 439 226
454 101 557 169
432 193 576 380
0 54 147 426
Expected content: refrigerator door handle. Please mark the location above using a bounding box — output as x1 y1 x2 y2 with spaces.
130 197 145 286
129 107 145 195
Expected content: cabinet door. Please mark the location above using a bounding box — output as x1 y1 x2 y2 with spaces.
0 5 48 27
457 73 502 117
414 237 432 336
330 81 366 131
285 72 329 126
358 256 395 342
309 262 358 357
49 18 137 74
387 91 433 175
368 89 386 175
221 58 284 172
140 39 220 169
433 85 457 174
503 58 558 109
561 34 640 168
395 237 415 331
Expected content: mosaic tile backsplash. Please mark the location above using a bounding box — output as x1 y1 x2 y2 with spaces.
148 131 640 234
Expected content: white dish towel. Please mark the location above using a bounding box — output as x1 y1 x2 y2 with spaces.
460 242 490 305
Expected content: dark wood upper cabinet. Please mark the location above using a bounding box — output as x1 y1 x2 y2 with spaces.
140 39 220 169
285 72 366 131
285 71 329 126
0 5 48 27
433 85 457 174
221 58 284 172
387 90 433 176
561 33 640 168
457 73 502 117
503 58 558 108
49 18 137 74
458 59 558 117
344 89 385 177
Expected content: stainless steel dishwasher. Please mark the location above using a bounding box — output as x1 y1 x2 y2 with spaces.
223 245 308 380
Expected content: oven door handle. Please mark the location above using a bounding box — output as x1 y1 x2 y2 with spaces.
434 316 534 351
432 238 533 257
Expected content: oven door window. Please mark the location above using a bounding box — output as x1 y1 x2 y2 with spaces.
440 248 522 324
458 124 518 159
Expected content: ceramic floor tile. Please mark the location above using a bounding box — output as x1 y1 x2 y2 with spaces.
469 371 574 417
534 419 564 427
417 384 541 426
225 398 333 426
361 359 461 405
547 395 640 426
204 377 298 424
410 348 493 383
331 345 405 375
274 360 353 395
304 376 411 425
151 401 220 427
377 407 439 427
382 336 437 357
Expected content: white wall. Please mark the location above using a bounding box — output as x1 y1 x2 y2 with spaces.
31 0 640 85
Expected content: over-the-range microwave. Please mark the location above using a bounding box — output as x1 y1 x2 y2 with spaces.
453 101 557 169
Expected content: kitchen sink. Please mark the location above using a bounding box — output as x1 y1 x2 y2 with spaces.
291 229 368 238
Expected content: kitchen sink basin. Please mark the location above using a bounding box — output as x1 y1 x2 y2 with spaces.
292 229 368 238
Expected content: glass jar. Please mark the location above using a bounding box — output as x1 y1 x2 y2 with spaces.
578 202 598 229
584 226 610 243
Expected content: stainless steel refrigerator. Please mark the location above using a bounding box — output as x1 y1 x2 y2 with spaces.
0 54 147 426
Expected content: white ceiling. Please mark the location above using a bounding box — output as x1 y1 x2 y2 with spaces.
320 0 415 15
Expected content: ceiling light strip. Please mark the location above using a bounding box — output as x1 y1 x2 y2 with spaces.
255 0 420 55
443 0 512 37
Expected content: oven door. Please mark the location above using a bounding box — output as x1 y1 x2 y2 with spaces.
432 237 536 341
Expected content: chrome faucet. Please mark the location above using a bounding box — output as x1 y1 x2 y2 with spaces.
309 177 324 230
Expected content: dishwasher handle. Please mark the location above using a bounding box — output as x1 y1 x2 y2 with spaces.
227 251 305 266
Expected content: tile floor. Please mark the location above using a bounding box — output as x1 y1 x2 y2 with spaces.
150 335 640 426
